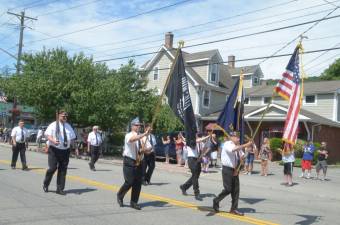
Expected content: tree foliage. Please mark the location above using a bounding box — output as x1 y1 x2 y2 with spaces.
0 48 155 130
320 58 340 80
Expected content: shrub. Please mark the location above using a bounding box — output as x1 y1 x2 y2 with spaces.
269 138 283 161
293 139 305 158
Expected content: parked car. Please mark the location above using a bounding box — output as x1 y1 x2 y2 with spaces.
26 126 38 142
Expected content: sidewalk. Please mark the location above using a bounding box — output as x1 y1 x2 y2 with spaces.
0 142 222 175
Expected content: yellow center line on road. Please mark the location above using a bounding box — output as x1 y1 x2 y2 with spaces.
0 160 279 225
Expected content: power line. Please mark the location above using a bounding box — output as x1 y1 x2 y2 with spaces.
36 0 103 17
137 46 340 73
25 0 195 44
8 0 45 11
305 51 340 72
66 0 304 52
92 7 334 59
95 14 340 62
139 47 340 72
304 41 340 67
258 3 340 65
0 29 17 42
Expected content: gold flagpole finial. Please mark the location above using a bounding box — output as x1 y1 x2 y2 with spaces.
178 40 185 48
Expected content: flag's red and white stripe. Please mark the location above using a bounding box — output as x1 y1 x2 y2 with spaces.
282 81 301 144
274 72 295 100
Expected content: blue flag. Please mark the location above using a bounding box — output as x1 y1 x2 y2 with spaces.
216 77 245 144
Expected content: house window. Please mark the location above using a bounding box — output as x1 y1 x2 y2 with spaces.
203 90 210 107
210 64 218 83
254 77 259 85
263 97 271 104
153 67 159 80
244 97 250 105
305 95 316 104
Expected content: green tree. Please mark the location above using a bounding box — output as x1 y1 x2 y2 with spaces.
0 48 155 131
320 58 340 80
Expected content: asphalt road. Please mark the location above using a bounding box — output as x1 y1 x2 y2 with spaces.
0 145 339 225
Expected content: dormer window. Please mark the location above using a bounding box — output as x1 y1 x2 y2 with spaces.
153 66 159 80
203 90 210 108
210 63 218 84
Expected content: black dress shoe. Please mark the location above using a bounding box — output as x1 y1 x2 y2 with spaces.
43 185 48 193
117 195 123 207
212 199 219 212
56 189 66 195
229 209 244 216
179 185 187 195
130 202 141 210
22 166 28 171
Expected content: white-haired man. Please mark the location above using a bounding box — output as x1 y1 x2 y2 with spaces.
87 126 103 171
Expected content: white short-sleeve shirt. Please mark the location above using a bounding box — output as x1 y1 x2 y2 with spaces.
141 134 156 153
11 126 28 143
45 121 76 150
87 131 103 146
221 140 244 168
186 145 198 158
123 131 140 160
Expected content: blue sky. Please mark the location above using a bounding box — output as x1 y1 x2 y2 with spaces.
0 0 340 79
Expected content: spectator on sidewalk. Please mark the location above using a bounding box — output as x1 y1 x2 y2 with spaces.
300 140 315 179
316 142 329 181
244 138 257 175
162 135 171 164
259 137 271 176
174 133 184 166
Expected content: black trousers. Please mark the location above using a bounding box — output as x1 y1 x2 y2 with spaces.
142 152 155 183
117 157 142 203
214 166 240 210
43 146 70 191
182 157 201 195
11 143 27 168
89 145 100 167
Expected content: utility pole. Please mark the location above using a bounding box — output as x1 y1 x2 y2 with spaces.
7 11 37 74
6 11 37 127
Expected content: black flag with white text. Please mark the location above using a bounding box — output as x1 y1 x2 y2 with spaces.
166 49 197 148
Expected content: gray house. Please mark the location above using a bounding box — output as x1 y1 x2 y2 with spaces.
141 32 263 130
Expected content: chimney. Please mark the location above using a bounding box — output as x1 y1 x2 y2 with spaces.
164 32 174 49
228 55 235 68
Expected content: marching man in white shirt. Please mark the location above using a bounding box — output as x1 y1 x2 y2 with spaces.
212 131 253 216
10 119 28 170
87 126 103 171
117 117 150 210
43 110 76 195
141 123 157 185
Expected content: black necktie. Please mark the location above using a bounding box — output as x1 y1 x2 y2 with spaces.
63 124 67 147
21 128 24 142
95 133 98 145
235 151 240 169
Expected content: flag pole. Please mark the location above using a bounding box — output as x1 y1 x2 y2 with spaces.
150 41 185 128
136 42 185 165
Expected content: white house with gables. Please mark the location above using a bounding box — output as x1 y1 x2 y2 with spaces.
141 32 262 129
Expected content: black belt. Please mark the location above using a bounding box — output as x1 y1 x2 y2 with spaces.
188 156 198 159
222 165 235 170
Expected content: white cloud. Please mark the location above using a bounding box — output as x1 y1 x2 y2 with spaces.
1 0 340 79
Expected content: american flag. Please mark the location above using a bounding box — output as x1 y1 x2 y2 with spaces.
274 46 302 144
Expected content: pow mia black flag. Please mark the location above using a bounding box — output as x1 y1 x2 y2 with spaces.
166 49 197 148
